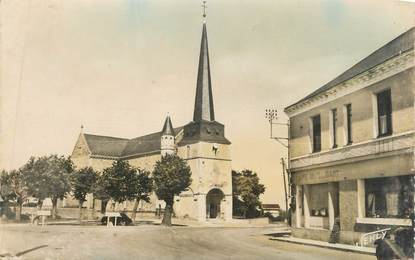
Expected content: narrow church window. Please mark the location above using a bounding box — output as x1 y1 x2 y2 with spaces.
186 145 190 158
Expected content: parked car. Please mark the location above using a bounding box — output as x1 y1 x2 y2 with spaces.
101 213 132 226
264 211 284 222
374 227 414 260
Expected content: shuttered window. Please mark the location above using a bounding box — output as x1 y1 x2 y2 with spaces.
377 89 392 137
345 104 352 144
312 115 321 153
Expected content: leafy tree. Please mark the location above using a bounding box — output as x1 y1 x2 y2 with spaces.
232 169 265 218
0 170 16 218
152 154 192 226
101 160 138 204
8 170 29 221
21 155 73 219
92 175 111 214
1 169 30 221
130 169 153 222
70 167 98 219
20 157 50 206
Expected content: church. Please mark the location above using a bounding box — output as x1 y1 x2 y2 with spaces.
69 20 233 221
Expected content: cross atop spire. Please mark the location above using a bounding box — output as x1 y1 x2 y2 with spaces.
193 22 215 122
202 1 207 19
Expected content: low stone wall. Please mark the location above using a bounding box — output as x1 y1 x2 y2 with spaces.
230 217 270 225
20 207 158 221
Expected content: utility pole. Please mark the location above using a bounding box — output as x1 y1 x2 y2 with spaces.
280 158 288 217
265 109 291 220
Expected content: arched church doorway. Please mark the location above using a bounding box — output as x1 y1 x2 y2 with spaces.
206 189 225 219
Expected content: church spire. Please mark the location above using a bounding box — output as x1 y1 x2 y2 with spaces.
161 115 175 136
179 3 230 146
193 20 215 122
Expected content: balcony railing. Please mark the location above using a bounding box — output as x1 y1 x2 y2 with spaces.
290 131 414 169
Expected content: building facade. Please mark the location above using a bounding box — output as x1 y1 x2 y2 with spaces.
284 28 414 245
69 21 233 221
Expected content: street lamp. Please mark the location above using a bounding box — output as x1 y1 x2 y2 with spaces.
184 187 198 201
265 108 291 221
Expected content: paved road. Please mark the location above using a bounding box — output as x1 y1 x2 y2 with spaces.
0 224 375 260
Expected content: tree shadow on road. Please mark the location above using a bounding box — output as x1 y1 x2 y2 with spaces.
0 245 48 258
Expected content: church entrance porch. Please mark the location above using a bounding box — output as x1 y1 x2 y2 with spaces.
206 189 225 219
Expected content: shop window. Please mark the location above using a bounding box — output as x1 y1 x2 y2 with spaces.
311 115 321 153
308 183 328 217
376 89 392 137
365 175 414 218
298 186 304 216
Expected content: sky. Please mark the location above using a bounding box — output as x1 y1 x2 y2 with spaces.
1 0 414 205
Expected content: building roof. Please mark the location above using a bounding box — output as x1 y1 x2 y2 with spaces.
83 134 129 157
285 27 415 111
161 115 175 136
193 23 215 122
83 127 183 158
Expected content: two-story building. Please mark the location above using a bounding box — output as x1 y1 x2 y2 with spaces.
284 27 414 245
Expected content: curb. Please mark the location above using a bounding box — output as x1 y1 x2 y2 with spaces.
269 237 376 256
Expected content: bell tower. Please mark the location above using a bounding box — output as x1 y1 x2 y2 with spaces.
175 12 232 221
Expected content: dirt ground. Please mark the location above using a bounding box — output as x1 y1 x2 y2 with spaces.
0 224 376 260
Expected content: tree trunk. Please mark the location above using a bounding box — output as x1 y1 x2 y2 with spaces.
161 199 174 226
79 201 83 220
91 198 96 220
1 201 9 219
15 203 22 221
131 198 140 223
52 198 58 219
101 200 108 214
37 199 43 210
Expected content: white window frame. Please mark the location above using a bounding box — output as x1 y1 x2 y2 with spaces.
372 88 392 138
343 104 352 145
372 93 379 138
310 115 322 153
329 109 337 149
308 117 314 153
